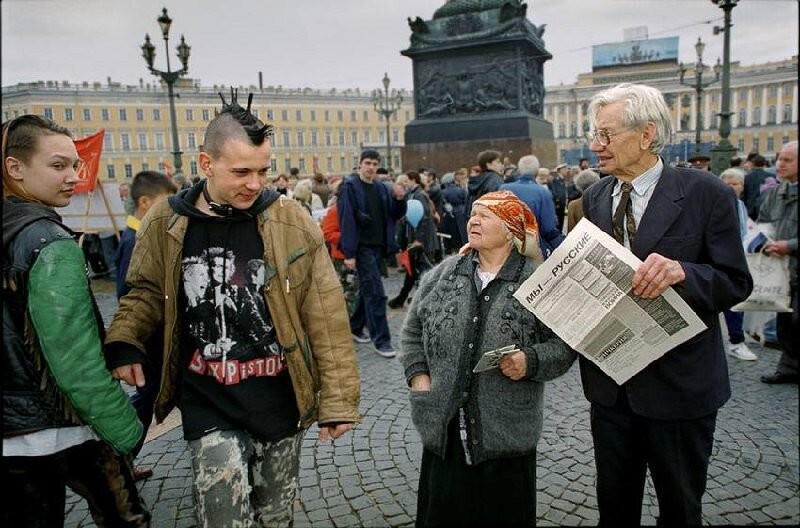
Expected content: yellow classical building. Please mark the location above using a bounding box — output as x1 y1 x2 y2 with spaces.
2 78 413 182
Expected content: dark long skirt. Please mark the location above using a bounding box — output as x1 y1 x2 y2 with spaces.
416 418 537 527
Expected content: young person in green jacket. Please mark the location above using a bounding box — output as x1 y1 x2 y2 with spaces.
1 115 149 527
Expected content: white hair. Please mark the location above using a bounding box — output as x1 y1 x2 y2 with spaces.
517 155 540 176
588 83 673 155
719 167 745 184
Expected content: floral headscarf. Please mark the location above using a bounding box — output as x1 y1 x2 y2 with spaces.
461 190 544 262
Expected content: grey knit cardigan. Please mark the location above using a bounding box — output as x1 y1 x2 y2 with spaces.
399 250 577 465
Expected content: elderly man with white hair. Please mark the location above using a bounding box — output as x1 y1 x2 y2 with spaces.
580 82 752 526
499 154 565 257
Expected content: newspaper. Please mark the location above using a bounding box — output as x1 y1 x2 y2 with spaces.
514 218 706 385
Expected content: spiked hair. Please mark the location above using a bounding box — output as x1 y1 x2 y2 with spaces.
203 88 274 157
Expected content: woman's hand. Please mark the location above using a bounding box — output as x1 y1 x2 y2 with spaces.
499 351 527 381
410 373 431 392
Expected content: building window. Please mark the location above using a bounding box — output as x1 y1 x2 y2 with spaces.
393 129 400 143
327 156 333 171
44 108 54 120
379 130 386 143
296 109 303 121
185 109 193 121
754 87 763 99
281 110 288 121
107 164 116 179
351 131 358 145
121 134 131 151
298 158 306 172
155 132 165 150
282 131 291 147
738 138 744 152
202 109 210 121
64 108 73 121
559 104 565 115
783 104 792 123
738 108 747 127
284 158 291 172
394 155 400 169
325 131 332 146
784 84 793 96
363 110 369 122
351 110 357 122
138 132 148 150
190 161 198 175
769 84 778 98
752 137 760 152
363 130 371 143
767 136 775 152
340 156 346 170
311 131 318 146
153 109 161 121
83 108 91 120
405 110 411 121
124 164 133 179
310 110 316 121
270 158 277 173
558 123 566 138
142 162 150 171
187 131 197 149
739 89 747 101
752 107 761 125
783 136 790 145
119 109 127 121
136 109 144 121
267 109 274 120
337 110 344 121
570 122 578 137
324 110 330 121
104 134 113 152
296 131 304 147
767 105 777 124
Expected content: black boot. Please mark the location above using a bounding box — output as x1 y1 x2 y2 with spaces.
388 296 405 309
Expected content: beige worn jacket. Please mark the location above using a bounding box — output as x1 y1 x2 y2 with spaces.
105 194 361 428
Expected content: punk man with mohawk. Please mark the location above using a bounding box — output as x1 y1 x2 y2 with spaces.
104 91 361 527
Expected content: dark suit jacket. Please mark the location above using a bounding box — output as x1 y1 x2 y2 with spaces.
580 162 753 420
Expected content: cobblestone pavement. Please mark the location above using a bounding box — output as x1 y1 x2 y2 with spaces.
67 274 799 527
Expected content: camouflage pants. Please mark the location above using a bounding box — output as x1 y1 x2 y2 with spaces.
188 429 302 528
333 258 359 317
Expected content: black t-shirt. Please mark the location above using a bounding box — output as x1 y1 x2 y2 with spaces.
359 180 386 249
178 213 299 442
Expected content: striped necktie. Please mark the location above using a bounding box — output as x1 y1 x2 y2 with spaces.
613 182 636 247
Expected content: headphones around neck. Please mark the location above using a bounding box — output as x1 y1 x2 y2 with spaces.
202 180 237 217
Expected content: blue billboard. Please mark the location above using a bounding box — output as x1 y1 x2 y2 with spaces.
592 37 679 69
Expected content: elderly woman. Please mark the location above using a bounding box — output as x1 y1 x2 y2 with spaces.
399 190 577 527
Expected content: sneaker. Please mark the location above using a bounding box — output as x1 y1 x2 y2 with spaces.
374 344 396 358
352 331 371 344
727 342 758 361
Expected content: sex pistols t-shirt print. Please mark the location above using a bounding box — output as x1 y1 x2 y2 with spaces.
178 213 299 442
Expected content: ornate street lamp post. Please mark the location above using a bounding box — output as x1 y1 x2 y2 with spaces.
371 73 402 173
679 37 719 156
710 0 739 176
141 8 190 174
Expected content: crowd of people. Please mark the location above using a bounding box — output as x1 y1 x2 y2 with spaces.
2 80 796 528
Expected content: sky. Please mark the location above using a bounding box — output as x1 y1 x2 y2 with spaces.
2 0 797 92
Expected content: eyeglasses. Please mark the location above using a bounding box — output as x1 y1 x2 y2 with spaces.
585 127 633 147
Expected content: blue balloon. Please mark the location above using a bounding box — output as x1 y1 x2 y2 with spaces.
406 199 424 229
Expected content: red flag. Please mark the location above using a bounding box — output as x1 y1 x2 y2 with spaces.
73 129 105 194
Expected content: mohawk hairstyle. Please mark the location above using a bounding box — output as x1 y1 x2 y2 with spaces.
218 88 273 143
204 88 274 157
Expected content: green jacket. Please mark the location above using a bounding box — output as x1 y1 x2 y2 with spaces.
105 194 362 428
3 205 141 454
